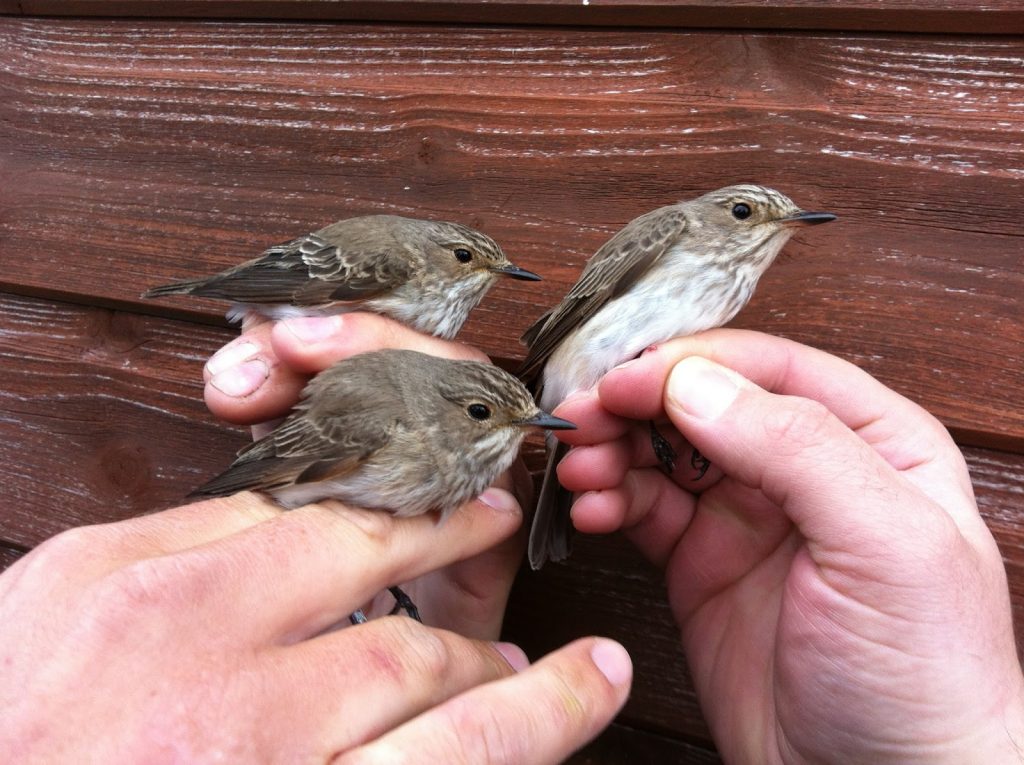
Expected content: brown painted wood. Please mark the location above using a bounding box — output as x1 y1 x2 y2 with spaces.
1 20 1022 450
3 291 1023 757
1 12 1022 762
0 543 27 572
569 721 722 764
7 1 1024 35
0 293 241 547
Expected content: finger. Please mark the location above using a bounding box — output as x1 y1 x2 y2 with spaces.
270 312 487 374
105 493 283 557
200 311 270 385
338 637 631 765
272 617 527 752
394 466 531 640
600 329 973 502
662 479 795 619
572 468 699 569
662 356 984 561
240 309 272 334
134 488 523 644
0 494 283 603
556 441 633 492
549 388 631 447
409 523 524 641
203 322 308 426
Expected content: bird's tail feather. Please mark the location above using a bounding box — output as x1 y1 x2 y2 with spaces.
141 279 206 299
528 440 574 569
188 457 296 500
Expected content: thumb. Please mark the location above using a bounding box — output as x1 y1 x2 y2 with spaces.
662 356 957 562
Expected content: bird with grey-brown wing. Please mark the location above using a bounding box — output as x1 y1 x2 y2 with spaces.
143 215 540 339
519 184 836 570
191 348 575 621
193 348 574 516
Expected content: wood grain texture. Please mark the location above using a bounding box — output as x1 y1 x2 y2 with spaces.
0 293 241 546
1 14 1023 762
1 20 1022 450
0 542 27 573
7 1 1024 35
4 293 1024 756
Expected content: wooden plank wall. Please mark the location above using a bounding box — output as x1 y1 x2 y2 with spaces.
1 7 1021 761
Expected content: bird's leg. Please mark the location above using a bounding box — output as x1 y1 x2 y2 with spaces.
649 420 711 481
388 586 422 622
349 587 422 624
649 420 677 474
690 448 711 481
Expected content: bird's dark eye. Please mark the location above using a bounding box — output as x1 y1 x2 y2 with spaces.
732 203 752 220
454 248 473 263
467 403 491 421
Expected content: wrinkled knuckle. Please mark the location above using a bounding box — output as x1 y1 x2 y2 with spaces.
762 396 835 454
86 551 223 630
548 663 597 725
377 617 453 680
325 504 397 549
78 563 176 641
438 696 522 764
90 559 184 615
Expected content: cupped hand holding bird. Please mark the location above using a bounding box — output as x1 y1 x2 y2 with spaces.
0 311 632 764
549 329 1024 764
202 310 532 638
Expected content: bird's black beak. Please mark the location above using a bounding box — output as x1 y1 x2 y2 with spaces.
518 411 576 430
778 211 837 227
493 263 542 281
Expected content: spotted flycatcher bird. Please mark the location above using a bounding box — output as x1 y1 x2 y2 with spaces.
192 349 574 518
191 348 574 623
144 215 540 338
518 184 836 569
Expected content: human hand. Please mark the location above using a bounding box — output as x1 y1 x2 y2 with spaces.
0 489 630 762
201 312 532 640
554 329 1024 763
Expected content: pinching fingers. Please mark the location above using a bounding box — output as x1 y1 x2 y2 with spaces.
662 356 964 565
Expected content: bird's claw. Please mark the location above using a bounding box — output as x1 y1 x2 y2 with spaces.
690 448 711 481
388 586 422 622
649 420 677 474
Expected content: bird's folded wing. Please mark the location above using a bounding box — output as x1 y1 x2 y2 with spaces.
191 412 392 497
297 236 414 304
518 206 686 384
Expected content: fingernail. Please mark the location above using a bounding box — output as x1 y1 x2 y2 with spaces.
590 639 632 687
667 357 740 420
210 358 269 398
477 488 519 515
282 316 342 344
493 642 530 672
205 341 259 377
